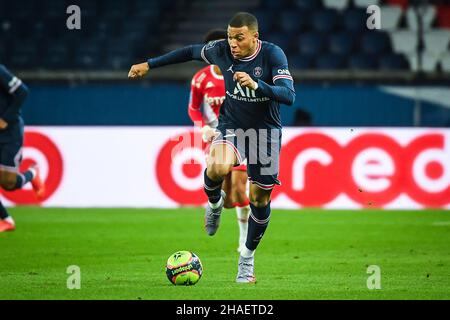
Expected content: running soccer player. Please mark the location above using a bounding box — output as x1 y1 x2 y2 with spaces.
129 12 295 283
0 64 45 232
189 29 250 253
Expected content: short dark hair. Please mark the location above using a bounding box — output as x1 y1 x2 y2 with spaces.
203 29 227 43
228 12 258 31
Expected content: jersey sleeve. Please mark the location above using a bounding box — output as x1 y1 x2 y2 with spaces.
147 44 205 68
199 40 226 65
0 65 23 95
270 46 294 91
0 65 29 123
188 74 205 127
256 45 296 106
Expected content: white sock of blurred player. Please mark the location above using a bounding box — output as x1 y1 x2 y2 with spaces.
236 205 250 253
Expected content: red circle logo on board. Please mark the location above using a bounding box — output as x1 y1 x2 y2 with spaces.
1 131 64 204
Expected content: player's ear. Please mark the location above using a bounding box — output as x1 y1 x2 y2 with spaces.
254 31 259 40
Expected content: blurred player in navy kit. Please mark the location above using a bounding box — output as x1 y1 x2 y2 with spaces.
188 29 250 253
0 64 45 232
129 12 295 283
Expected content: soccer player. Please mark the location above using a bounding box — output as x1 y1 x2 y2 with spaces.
189 29 250 253
0 64 45 232
129 12 295 283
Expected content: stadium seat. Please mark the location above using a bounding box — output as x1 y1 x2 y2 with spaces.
10 40 40 69
252 11 275 34
421 52 441 72
423 29 450 57
322 0 349 11
0 1 6 19
360 31 392 55
316 54 346 70
380 5 403 31
40 18 63 38
289 55 314 70
310 9 339 33
131 0 161 18
41 0 68 18
378 53 410 70
328 32 356 56
406 5 436 31
436 5 450 29
73 45 103 70
279 11 303 34
120 19 151 41
0 44 8 62
353 0 380 8
348 54 378 70
294 0 320 10
264 33 292 52
94 19 121 39
101 1 130 19
105 51 134 70
42 44 70 70
33 20 49 40
440 52 450 72
260 0 286 10
386 0 409 10
297 32 327 57
342 9 368 34
390 29 418 55
4 18 29 38
7 0 37 19
74 0 98 18
406 51 440 72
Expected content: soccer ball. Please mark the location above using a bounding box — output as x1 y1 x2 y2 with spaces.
165 251 203 285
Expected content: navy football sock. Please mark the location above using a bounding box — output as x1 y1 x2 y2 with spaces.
0 200 9 220
13 170 34 190
245 202 271 251
203 169 223 204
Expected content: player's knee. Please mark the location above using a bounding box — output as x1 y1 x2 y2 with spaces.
0 177 17 191
232 184 248 204
249 193 271 207
207 164 232 180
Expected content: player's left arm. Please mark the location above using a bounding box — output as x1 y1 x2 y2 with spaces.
129 41 225 79
260 46 295 105
234 46 295 105
0 65 29 129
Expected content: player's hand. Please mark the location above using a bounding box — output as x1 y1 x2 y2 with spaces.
233 72 257 90
128 62 149 79
201 125 218 143
0 118 8 130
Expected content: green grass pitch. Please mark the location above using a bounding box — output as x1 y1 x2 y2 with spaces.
0 207 449 300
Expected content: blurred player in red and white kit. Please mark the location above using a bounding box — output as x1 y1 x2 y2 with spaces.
188 29 250 252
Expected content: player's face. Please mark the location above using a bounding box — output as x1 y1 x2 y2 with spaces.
227 26 259 59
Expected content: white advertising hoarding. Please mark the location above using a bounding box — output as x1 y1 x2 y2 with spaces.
2 126 449 209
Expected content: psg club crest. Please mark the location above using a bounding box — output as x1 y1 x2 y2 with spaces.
253 67 263 78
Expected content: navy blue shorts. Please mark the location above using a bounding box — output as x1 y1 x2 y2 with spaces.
0 120 24 173
0 140 22 172
211 123 282 190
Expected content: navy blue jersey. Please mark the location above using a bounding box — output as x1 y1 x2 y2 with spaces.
0 64 28 142
148 40 295 130
201 39 294 129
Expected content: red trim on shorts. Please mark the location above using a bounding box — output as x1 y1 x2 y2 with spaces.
233 199 250 208
232 164 247 171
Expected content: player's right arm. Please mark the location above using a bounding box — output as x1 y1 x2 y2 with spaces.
188 73 217 143
0 65 29 129
129 45 205 79
188 74 205 127
128 40 224 79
